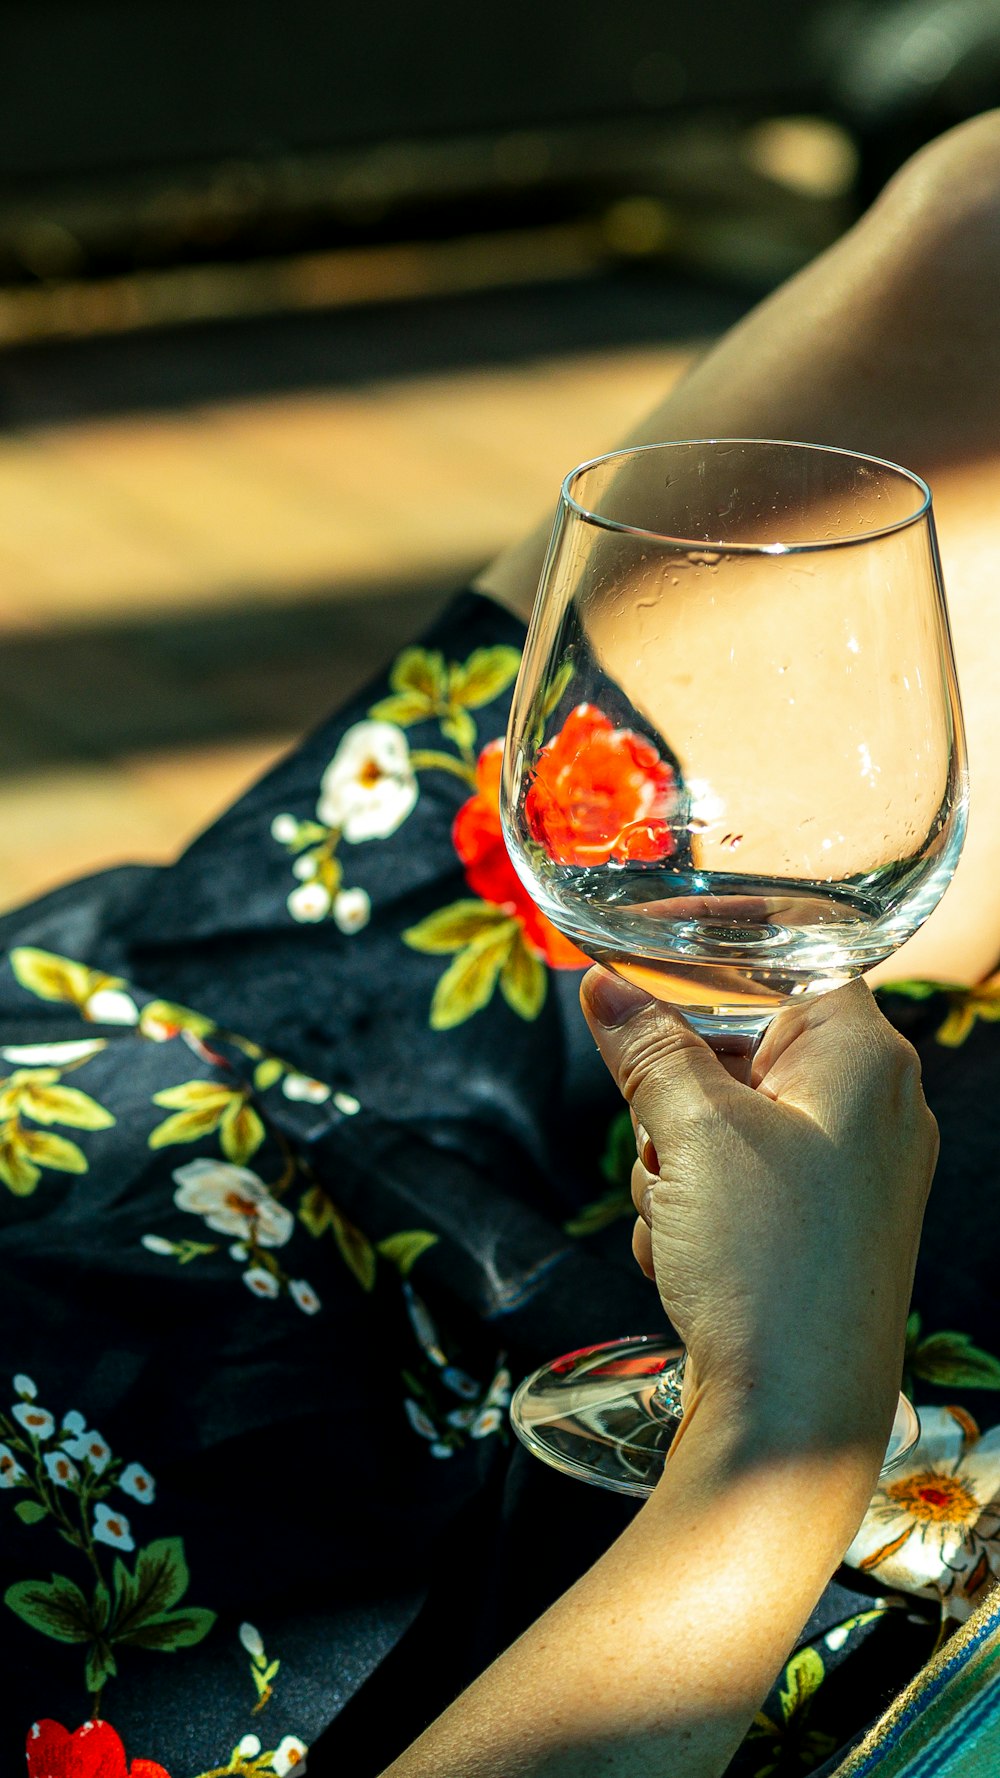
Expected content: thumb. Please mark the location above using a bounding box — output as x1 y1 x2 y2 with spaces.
580 968 741 1145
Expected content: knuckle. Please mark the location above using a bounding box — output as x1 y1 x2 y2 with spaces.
616 1019 698 1107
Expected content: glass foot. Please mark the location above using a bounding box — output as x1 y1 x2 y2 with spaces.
510 1334 921 1499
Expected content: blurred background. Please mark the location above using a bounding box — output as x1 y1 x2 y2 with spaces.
2 0 999 911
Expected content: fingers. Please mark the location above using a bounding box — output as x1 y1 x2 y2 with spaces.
632 1216 655 1280
580 968 740 1149
750 978 927 1140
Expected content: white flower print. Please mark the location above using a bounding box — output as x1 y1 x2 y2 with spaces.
239 1621 265 1659
229 1242 249 1261
404 1399 436 1440
243 1267 280 1300
12 1374 36 1399
173 1158 294 1248
292 852 319 881
317 720 418 842
93 1501 134 1551
83 987 139 1026
289 1278 322 1315
62 1427 111 1474
237 1733 262 1759
273 1737 309 1775
119 1461 156 1504
470 1407 504 1440
2 1039 106 1066
59 1409 86 1436
0 1443 26 1487
12 1403 54 1440
442 1366 479 1400
270 813 300 845
288 882 332 923
402 1283 446 1367
333 1091 360 1116
332 887 371 934
446 1406 476 1430
485 1367 512 1409
141 1234 176 1256
845 1406 1000 1619
430 1441 454 1460
44 1450 79 1488
282 1074 331 1105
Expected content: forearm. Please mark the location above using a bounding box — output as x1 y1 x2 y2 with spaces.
383 1392 883 1778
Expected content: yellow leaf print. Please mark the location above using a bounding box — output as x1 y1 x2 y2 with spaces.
298 1186 376 1287
10 947 123 1011
151 1082 237 1112
147 1081 267 1157
9 1079 115 1131
329 1204 377 1291
375 1230 438 1277
447 645 521 709
139 1000 216 1041
219 1101 266 1166
148 1105 229 1150
298 1185 335 1237
18 1127 87 1174
0 1129 41 1196
935 973 1000 1046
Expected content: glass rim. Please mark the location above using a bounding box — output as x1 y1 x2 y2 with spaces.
560 438 933 554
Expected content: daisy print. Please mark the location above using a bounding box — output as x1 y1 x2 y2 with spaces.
845 1405 1000 1620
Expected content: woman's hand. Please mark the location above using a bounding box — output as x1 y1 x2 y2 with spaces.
389 976 938 1778
581 972 938 1462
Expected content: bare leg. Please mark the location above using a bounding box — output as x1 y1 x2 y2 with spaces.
477 112 1000 986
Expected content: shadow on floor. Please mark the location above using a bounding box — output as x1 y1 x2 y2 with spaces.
0 576 461 774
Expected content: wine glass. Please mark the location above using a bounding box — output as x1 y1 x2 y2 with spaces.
500 439 968 1498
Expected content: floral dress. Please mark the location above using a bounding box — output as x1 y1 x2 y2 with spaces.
1 592 998 1778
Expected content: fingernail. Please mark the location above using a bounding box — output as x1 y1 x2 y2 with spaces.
639 1187 653 1226
582 969 653 1028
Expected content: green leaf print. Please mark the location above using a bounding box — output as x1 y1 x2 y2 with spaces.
601 1110 637 1189
564 1188 634 1238
6 1573 95 1642
113 1537 189 1633
14 1501 47 1525
119 1606 217 1651
906 1313 1000 1389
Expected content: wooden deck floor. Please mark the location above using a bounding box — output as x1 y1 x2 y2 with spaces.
0 338 694 913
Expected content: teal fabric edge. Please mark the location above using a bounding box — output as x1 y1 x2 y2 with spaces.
903 1670 1000 1776
832 1593 1000 1776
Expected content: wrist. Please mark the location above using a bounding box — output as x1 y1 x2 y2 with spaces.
652 1370 886 1537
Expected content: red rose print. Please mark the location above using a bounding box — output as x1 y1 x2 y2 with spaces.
452 740 588 968
26 1719 171 1778
524 703 677 867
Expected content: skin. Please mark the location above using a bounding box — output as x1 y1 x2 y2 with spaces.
382 116 990 1776
476 110 1000 988
384 980 937 1778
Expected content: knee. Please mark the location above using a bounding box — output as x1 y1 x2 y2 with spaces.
874 109 1000 234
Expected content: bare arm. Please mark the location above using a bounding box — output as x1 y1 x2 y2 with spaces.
385 980 937 1776
475 112 1000 986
